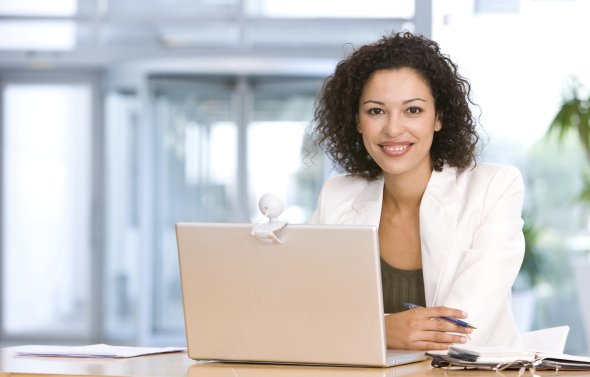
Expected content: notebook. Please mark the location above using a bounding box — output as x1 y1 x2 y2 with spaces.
175 222 427 367
427 344 590 371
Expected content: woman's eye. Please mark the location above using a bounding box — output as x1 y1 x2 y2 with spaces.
367 108 384 115
407 107 422 114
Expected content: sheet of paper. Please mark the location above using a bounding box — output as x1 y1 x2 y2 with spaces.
11 344 186 358
522 326 570 353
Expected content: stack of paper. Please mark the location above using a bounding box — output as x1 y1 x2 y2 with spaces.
11 344 186 358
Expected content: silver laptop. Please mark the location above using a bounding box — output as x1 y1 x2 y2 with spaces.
176 223 426 367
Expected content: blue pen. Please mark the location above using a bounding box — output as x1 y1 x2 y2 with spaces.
404 303 477 329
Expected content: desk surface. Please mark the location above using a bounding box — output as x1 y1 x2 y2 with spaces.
1 348 589 377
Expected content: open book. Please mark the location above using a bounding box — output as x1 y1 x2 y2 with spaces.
427 345 590 371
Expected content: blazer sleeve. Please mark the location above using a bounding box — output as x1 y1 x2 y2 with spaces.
441 166 525 346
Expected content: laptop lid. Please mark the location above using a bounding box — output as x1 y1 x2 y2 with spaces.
176 222 424 367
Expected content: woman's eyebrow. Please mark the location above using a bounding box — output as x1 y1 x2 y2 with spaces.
402 97 428 105
361 99 385 105
361 98 428 105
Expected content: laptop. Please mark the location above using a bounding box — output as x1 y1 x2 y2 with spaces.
176 222 427 367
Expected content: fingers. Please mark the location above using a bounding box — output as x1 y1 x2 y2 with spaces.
405 319 470 345
388 328 469 351
422 317 474 334
415 328 470 345
385 309 474 350
409 306 473 333
417 306 467 320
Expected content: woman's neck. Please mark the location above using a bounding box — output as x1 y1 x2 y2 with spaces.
382 165 433 214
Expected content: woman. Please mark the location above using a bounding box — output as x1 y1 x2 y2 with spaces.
309 32 525 350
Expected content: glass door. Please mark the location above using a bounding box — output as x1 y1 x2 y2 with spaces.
150 77 239 336
144 75 325 344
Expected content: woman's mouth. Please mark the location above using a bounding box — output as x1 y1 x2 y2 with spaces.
380 143 412 156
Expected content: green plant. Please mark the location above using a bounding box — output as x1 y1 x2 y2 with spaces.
518 216 544 289
548 79 590 202
513 212 544 290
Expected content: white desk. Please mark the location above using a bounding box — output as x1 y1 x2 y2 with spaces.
1 348 589 377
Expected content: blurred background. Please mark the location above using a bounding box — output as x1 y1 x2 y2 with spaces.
1 0 590 355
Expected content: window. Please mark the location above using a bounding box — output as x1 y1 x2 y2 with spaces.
247 78 324 223
103 89 141 342
0 0 76 16
1 78 96 341
0 21 76 51
433 0 590 355
246 0 415 18
0 0 77 51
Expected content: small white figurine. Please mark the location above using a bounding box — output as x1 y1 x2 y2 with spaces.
251 192 288 244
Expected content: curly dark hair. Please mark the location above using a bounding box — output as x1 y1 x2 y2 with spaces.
312 31 480 180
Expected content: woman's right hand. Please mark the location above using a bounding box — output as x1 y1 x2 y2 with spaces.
384 306 473 350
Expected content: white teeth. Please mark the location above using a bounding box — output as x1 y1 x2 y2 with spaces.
383 145 408 152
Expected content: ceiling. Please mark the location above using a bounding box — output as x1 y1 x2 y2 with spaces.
0 0 430 71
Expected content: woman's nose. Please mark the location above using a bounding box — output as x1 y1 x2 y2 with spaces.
383 113 404 136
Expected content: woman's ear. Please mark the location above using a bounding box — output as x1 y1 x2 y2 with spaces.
434 115 442 131
356 114 362 134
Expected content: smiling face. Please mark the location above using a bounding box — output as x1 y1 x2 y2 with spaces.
357 67 441 181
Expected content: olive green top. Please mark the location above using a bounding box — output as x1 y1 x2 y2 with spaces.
380 258 426 314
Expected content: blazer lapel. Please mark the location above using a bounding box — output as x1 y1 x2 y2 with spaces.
420 167 460 306
349 178 384 226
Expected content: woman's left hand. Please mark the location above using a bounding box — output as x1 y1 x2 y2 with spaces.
384 306 473 350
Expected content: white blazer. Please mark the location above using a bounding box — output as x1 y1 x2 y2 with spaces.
309 163 525 347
